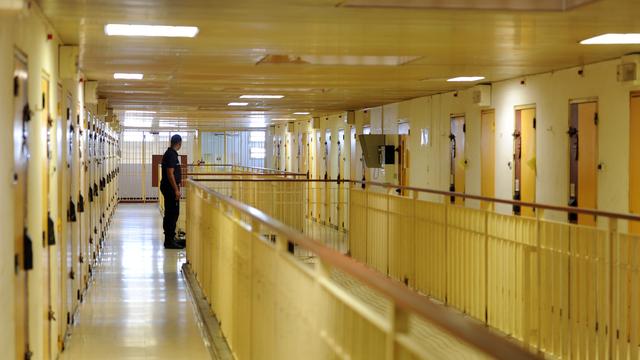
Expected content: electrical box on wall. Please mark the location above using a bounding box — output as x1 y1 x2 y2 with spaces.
85 81 98 104
59 46 79 80
618 54 640 85
472 84 491 107
346 111 356 125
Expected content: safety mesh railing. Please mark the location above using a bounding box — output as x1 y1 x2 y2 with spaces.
185 179 536 360
349 184 640 359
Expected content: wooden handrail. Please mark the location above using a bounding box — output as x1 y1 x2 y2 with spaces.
188 177 640 222
187 178 539 360
187 163 307 176
185 172 307 177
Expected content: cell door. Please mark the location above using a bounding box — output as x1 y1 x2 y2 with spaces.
449 116 465 205
315 132 322 220
324 129 331 225
337 129 345 229
64 94 76 330
398 123 410 196
41 75 53 360
568 101 598 226
481 110 495 209
630 93 640 233
297 133 303 173
13 50 30 360
350 128 356 181
514 107 537 217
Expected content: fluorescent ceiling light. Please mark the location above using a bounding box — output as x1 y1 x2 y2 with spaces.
105 24 199 38
294 112 310 115
123 118 152 128
447 76 485 82
580 33 640 44
228 102 249 106
240 95 284 99
125 110 156 114
114 73 143 80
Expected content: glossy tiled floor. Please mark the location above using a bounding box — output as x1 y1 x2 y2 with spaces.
61 204 210 360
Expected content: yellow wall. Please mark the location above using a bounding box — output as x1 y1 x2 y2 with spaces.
0 13 17 358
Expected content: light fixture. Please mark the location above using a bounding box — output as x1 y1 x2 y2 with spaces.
294 112 310 115
105 24 199 38
114 73 143 80
240 95 284 99
125 110 156 114
228 102 249 106
446 76 485 82
580 33 640 45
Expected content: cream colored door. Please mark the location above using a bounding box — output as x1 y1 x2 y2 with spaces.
450 116 465 205
481 110 495 209
42 75 52 360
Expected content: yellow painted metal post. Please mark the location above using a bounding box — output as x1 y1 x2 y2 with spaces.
443 194 449 305
609 217 618 358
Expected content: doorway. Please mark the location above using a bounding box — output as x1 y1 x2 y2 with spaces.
568 100 598 226
398 122 410 196
513 107 536 217
449 115 465 205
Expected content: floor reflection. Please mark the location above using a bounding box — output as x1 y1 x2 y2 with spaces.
60 204 209 360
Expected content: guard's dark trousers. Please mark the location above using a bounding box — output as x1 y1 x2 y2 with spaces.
161 184 179 243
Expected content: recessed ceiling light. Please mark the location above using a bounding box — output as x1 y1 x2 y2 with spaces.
447 76 485 82
114 73 143 80
105 24 199 38
228 102 249 106
294 112 310 115
240 95 285 99
580 33 640 44
125 110 156 114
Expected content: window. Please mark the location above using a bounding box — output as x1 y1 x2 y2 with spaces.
421 128 430 146
250 131 265 142
250 147 266 159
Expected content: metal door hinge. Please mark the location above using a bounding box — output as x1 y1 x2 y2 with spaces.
594 112 599 126
533 117 537 129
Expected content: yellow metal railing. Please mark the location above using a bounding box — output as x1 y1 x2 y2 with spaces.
349 182 640 359
185 179 536 360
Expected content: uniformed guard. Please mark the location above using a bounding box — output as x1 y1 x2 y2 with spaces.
161 134 185 249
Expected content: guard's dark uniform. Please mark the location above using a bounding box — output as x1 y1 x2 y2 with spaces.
161 147 182 244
